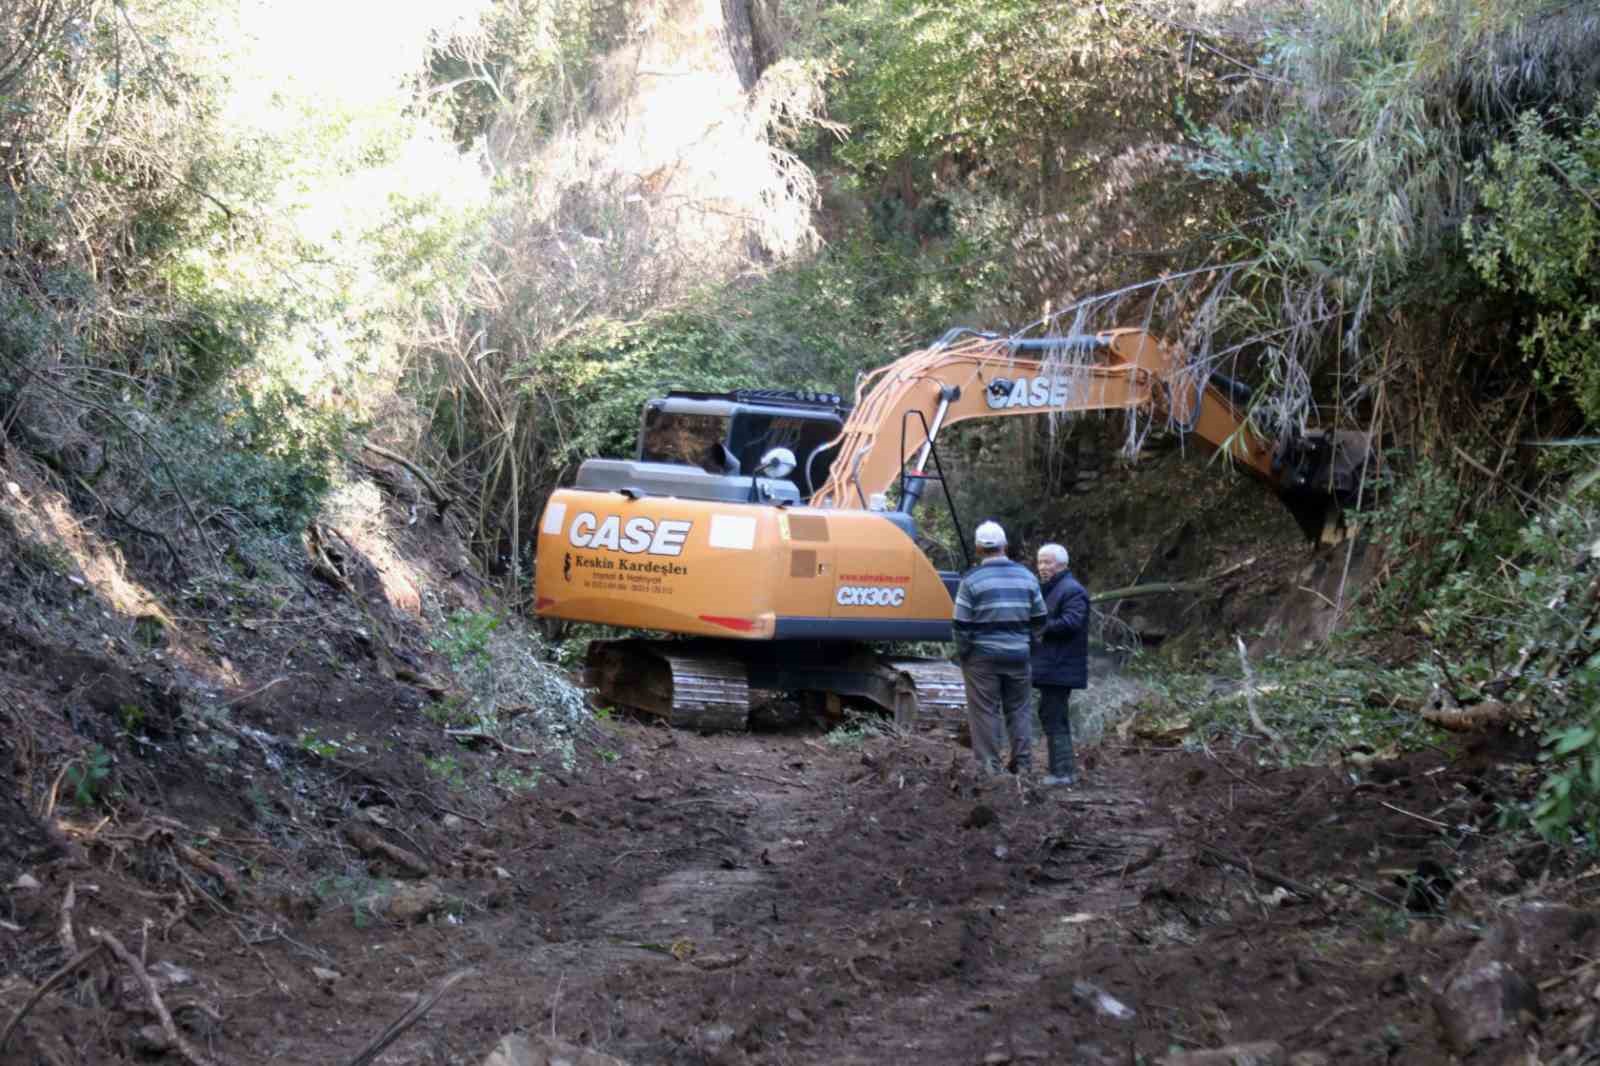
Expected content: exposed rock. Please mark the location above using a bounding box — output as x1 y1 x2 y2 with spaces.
1287 1053 1330 1066
1481 859 1523 895
1434 959 1540 1052
1155 1043 1282 1065
365 880 445 924
963 804 996 829
1433 902 1600 1052
481 1034 630 1066
148 960 194 988
344 823 431 878
1071 979 1136 1021
131 1024 174 1054
691 951 748 971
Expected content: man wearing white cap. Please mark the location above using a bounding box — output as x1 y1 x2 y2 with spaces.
952 520 1048 777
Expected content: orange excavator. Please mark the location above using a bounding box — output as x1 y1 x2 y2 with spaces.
533 327 1368 731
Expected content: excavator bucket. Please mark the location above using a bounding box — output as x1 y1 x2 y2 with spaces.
1274 429 1375 541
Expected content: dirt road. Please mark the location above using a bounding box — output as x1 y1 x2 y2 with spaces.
5 701 1512 1065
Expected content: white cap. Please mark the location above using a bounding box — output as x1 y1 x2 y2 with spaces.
974 520 1007 548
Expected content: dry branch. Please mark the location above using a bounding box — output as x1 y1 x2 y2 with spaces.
304 522 352 590
1235 636 1288 759
1092 580 1207 602
1092 558 1256 603
169 840 240 898
361 440 454 517
58 881 78 956
443 728 537 755
1452 444 1541 508
72 473 184 571
0 944 105 1055
0 350 220 559
1422 699 1534 732
1197 842 1319 900
120 818 242 899
344 968 475 1066
91 929 227 1066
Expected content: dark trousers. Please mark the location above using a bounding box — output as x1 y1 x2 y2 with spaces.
1037 685 1073 735
962 656 1033 774
1036 685 1076 778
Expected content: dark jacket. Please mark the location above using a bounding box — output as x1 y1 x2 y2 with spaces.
1031 569 1089 688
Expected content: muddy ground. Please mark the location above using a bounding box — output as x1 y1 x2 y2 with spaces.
3 448 1599 1066
3 677 1590 1066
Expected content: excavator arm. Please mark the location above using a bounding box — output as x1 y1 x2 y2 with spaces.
809 328 1368 539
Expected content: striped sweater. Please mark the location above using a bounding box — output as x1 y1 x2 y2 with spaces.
952 557 1047 662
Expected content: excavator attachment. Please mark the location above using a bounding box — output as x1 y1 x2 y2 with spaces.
809 328 1374 542
1272 428 1376 541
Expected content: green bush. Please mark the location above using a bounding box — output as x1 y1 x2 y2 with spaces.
524 219 1012 486
431 610 503 670
1362 457 1524 634
150 387 346 538
1360 459 1600 842
1467 104 1600 420
65 746 114 808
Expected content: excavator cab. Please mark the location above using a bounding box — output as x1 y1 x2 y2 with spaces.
628 389 850 500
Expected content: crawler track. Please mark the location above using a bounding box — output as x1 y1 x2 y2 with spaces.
584 640 968 734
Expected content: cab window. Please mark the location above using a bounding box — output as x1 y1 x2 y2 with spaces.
732 414 841 497
639 409 732 472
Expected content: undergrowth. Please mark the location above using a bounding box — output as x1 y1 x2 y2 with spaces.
427 606 589 768
1128 652 1445 766
1138 451 1600 846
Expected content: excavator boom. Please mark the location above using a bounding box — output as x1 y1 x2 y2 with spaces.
811 328 1366 537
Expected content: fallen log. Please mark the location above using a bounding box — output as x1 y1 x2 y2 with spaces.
1092 580 1205 603
343 824 431 878
1092 558 1256 604
1422 699 1534 733
360 441 453 518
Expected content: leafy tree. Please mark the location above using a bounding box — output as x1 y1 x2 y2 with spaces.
1183 0 1600 390
1 0 493 570
1468 104 1600 420
820 0 1184 186
814 0 1233 311
427 0 622 152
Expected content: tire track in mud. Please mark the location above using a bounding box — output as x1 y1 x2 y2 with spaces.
482 730 1183 1065
323 727 1468 1065
0 648 1518 1066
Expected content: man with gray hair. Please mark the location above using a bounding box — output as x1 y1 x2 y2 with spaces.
1032 542 1090 787
953 520 1047 777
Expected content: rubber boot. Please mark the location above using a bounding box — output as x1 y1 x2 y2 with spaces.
1041 730 1076 787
